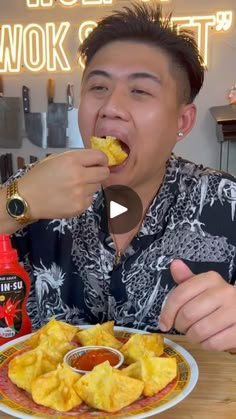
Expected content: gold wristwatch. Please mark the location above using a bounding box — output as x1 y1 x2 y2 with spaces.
6 180 31 224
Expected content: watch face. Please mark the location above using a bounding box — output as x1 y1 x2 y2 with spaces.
7 198 25 217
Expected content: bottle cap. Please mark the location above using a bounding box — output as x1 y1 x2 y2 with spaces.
0 235 18 263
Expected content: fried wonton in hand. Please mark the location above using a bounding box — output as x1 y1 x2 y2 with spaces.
75 361 144 413
8 347 58 393
31 363 82 412
121 355 177 396
91 136 128 166
121 333 164 364
28 319 77 348
76 323 122 350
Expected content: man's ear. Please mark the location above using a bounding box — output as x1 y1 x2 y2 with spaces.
176 103 197 141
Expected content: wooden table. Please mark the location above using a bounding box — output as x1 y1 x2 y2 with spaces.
2 335 236 419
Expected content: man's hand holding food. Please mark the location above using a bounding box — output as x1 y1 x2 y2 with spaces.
17 149 110 221
15 135 128 222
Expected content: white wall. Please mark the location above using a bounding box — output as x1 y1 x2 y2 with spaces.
1 0 236 172
174 0 236 171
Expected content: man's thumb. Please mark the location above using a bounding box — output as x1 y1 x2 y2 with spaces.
170 259 194 284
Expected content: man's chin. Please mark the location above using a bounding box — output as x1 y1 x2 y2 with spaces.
102 159 133 188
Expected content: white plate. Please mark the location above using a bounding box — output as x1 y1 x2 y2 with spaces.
0 325 198 419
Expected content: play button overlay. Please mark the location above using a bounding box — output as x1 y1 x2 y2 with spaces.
104 185 143 234
110 201 128 218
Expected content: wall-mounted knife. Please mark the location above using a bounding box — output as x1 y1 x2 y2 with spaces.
0 76 22 148
22 85 47 149
66 83 84 148
47 78 68 148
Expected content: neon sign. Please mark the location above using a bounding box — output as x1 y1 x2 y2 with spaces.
171 11 233 66
26 0 113 7
0 23 71 72
0 0 233 73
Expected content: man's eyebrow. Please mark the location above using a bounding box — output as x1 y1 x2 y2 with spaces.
128 72 161 84
84 70 161 84
84 69 111 81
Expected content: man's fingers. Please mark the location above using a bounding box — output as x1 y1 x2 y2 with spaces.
159 260 195 331
186 305 234 346
159 272 210 332
85 166 110 184
201 323 236 352
159 269 229 333
173 288 221 334
170 259 194 284
81 149 109 167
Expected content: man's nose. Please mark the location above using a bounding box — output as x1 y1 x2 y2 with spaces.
99 87 129 120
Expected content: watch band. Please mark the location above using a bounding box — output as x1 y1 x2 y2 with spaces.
6 180 31 224
6 180 18 199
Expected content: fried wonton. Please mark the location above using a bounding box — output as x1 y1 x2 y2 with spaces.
76 323 122 350
8 347 59 393
8 325 75 394
75 361 144 413
121 333 164 364
28 319 78 348
101 320 115 335
36 334 75 364
121 355 177 396
31 363 82 412
91 136 128 166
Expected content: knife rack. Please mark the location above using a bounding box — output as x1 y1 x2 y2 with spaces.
210 105 236 175
0 154 40 184
0 153 13 183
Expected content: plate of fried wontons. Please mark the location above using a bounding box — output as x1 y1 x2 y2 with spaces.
0 320 198 419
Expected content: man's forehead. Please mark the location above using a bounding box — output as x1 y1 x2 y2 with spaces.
89 40 168 62
82 41 170 82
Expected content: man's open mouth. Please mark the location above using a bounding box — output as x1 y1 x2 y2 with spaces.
119 140 130 156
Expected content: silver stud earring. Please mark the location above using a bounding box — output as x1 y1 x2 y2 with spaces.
178 132 184 137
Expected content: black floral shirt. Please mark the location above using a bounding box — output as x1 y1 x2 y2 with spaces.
11 154 236 332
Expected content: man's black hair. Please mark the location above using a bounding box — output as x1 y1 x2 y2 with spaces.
79 2 205 104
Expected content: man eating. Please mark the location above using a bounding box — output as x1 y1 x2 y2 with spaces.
1 2 236 353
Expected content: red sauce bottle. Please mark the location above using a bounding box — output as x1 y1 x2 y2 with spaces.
0 234 31 345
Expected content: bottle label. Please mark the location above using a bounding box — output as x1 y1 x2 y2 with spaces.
0 274 26 338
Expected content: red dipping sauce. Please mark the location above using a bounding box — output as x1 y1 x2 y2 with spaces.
71 348 120 371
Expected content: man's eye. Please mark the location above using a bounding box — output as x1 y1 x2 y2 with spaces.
90 85 107 91
132 89 151 96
